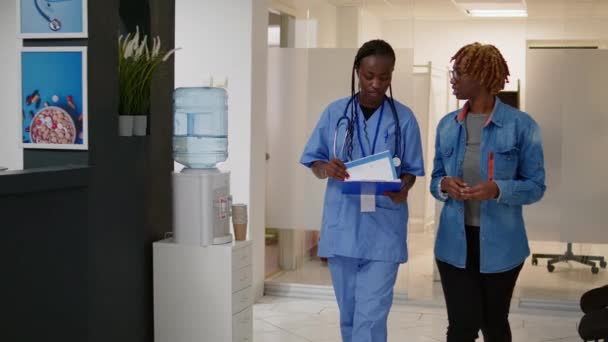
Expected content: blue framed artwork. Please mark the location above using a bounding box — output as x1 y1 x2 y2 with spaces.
18 0 88 38
20 47 88 150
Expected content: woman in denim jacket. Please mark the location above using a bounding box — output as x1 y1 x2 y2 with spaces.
430 42 546 342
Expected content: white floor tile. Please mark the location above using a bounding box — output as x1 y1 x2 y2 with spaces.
263 312 334 330
254 330 312 342
286 323 342 342
254 296 584 342
254 318 282 333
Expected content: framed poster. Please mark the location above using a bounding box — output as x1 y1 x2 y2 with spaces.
18 0 88 39
20 47 88 150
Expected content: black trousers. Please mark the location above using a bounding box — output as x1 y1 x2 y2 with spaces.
436 225 523 342
579 285 608 341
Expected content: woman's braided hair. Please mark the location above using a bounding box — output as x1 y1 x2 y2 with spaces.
344 39 396 160
451 42 510 95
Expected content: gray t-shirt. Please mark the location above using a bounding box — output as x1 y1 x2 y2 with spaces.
464 113 489 227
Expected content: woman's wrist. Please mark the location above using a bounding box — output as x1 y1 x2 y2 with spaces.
440 176 450 192
312 161 328 179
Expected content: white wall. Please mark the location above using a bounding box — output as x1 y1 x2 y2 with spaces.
337 6 359 48
0 0 22 170
293 5 383 49
292 0 337 48
358 9 382 46
175 0 267 299
383 19 414 49
309 0 337 48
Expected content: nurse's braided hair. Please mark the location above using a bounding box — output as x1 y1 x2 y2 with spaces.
451 42 510 95
345 39 398 160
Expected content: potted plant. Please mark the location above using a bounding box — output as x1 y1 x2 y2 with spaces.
118 26 178 136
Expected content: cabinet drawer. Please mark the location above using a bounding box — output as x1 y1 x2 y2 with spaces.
233 307 253 342
232 286 252 314
232 265 252 293
232 245 251 270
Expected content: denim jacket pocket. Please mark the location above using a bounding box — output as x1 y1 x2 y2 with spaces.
493 145 519 179
442 146 455 174
442 146 454 157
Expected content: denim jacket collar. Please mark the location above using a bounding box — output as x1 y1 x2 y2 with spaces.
455 96 505 128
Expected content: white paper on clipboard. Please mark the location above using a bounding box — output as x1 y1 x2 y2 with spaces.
344 150 397 181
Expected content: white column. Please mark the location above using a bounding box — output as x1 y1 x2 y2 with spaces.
0 0 22 170
250 0 268 299
175 0 268 299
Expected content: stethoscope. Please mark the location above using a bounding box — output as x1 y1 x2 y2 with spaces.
333 94 402 167
34 0 69 32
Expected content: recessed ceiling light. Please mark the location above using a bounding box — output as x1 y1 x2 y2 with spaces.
466 9 528 17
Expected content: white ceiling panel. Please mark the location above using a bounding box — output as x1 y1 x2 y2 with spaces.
321 0 608 19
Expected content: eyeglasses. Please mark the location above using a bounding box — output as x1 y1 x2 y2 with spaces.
449 69 463 80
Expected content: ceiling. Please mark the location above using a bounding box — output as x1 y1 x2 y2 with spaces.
323 0 608 20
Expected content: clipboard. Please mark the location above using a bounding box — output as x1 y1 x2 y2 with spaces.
341 180 402 195
344 150 398 181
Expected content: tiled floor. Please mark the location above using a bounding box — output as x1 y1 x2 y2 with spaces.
253 296 584 342
267 230 608 303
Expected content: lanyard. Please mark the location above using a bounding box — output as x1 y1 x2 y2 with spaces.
354 96 385 157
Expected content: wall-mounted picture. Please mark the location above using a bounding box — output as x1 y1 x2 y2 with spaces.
20 47 88 150
18 0 88 38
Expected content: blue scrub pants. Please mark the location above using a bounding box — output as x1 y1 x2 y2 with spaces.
328 256 400 342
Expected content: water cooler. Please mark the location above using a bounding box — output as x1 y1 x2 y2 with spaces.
171 86 232 246
153 85 253 342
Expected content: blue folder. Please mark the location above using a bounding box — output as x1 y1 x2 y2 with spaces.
341 180 402 195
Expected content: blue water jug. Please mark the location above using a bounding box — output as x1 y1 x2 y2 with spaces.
173 87 228 168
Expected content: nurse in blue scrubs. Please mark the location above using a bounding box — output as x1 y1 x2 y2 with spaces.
300 39 425 342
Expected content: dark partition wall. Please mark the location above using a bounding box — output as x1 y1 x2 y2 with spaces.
5 1 175 341
87 1 175 341
2 167 90 342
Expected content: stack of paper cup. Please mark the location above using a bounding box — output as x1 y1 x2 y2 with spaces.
232 203 248 241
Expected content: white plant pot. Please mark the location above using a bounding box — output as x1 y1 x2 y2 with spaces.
119 115 134 136
133 115 148 136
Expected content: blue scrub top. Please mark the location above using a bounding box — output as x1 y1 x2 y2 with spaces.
300 96 425 263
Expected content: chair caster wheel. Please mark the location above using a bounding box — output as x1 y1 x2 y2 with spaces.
532 258 538 266
592 267 599 274
600 260 607 268
547 264 555 272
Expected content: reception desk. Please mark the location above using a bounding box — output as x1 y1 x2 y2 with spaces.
1 166 90 342
0 165 89 195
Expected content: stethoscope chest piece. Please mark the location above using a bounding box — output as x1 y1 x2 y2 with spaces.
50 18 61 31
393 157 401 167
35 0 63 32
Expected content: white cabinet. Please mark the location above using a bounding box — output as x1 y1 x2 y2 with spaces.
153 239 253 342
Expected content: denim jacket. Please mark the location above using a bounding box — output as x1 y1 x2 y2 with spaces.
430 98 546 273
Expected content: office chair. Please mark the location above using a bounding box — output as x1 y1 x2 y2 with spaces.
532 242 607 274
